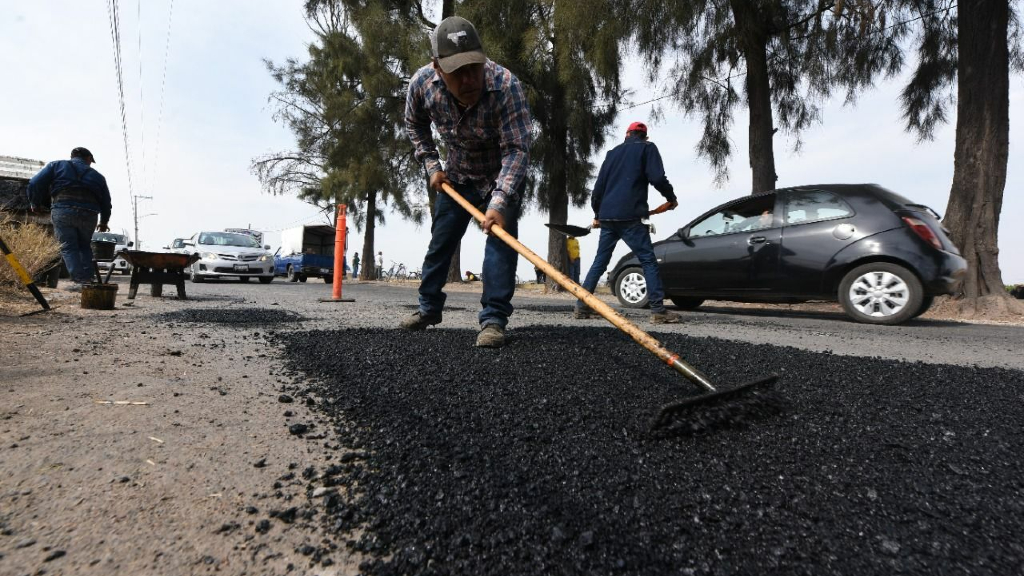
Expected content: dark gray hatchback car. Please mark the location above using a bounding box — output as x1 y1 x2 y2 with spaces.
609 184 968 325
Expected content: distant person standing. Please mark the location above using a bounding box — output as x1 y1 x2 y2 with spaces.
27 147 112 291
376 251 384 280
352 252 360 279
574 122 681 324
566 235 581 284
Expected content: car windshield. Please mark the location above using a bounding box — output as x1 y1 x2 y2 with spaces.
92 232 127 244
197 232 261 248
689 194 776 238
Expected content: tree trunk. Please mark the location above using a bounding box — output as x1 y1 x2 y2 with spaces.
546 189 569 291
943 0 1019 316
731 1 777 194
360 190 378 280
447 243 462 284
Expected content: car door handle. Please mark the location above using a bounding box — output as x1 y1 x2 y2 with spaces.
748 236 768 245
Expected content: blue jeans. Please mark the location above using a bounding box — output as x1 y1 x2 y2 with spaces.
576 220 667 313
417 182 520 328
568 258 581 284
51 205 99 284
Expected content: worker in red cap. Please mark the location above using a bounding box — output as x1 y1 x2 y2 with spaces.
574 121 682 323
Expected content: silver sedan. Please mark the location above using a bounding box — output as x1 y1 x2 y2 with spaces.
183 231 275 283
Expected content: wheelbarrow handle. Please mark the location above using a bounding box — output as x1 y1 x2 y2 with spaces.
439 183 715 391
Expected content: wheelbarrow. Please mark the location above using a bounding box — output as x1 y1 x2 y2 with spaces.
117 251 200 300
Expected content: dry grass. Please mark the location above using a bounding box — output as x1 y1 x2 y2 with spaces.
0 215 60 290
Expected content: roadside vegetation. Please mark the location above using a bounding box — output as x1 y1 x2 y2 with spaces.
0 215 59 294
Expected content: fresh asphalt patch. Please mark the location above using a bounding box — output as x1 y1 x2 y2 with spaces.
157 307 305 325
278 326 1024 575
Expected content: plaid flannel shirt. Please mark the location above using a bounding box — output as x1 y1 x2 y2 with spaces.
405 60 532 215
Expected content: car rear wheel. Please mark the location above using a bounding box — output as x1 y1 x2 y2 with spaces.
190 262 205 283
913 295 935 318
239 276 251 282
839 263 923 325
323 276 332 284
287 265 299 282
258 276 273 284
669 297 704 310
615 267 649 308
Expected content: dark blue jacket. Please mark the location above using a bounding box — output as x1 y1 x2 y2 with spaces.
27 158 112 223
591 136 676 220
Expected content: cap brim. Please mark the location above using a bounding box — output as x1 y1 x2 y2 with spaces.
437 50 486 74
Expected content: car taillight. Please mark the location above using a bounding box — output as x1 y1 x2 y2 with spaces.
902 216 943 250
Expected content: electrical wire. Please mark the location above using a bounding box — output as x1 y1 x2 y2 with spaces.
152 0 174 194
106 0 136 215
136 0 147 199
261 207 335 233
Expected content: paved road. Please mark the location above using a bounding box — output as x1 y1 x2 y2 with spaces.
172 277 1024 371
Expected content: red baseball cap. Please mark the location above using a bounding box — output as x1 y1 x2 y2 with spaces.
626 122 648 135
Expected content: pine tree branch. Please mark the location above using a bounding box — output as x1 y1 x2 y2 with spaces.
770 1 836 36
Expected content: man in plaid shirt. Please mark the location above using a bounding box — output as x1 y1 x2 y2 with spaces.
400 16 532 348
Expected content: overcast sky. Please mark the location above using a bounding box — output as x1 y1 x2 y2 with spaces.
2 1 1021 283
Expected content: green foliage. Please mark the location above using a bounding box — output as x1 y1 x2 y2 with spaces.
462 0 626 212
254 1 430 231
627 0 913 184
900 1 1023 141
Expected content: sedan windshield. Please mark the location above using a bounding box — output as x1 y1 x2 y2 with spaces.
93 233 127 244
198 232 261 248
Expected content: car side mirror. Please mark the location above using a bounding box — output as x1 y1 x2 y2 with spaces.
128 241 134 247
264 245 271 250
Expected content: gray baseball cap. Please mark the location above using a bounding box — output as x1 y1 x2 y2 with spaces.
431 16 486 74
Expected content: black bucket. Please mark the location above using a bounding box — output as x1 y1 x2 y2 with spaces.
91 240 117 261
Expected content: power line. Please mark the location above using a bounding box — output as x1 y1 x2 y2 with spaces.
106 0 136 217
152 0 175 191
261 208 334 233
136 0 147 199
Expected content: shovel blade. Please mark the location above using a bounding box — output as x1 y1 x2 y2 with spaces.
545 223 592 237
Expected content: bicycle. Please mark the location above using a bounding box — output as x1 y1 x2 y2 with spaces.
383 261 408 281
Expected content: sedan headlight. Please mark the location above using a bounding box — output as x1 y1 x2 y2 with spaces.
259 254 272 262
201 252 218 260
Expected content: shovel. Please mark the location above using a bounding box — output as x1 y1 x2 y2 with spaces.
545 201 676 237
440 183 779 432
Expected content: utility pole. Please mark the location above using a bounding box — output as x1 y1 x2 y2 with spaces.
133 195 152 249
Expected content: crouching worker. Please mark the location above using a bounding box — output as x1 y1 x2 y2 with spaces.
400 16 532 348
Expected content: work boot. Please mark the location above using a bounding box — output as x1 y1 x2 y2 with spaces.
651 310 682 324
573 306 598 320
399 311 442 330
475 324 506 348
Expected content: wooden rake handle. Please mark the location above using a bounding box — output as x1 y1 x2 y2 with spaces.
439 183 714 390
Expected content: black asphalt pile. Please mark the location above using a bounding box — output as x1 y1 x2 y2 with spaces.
280 326 1024 576
157 307 304 325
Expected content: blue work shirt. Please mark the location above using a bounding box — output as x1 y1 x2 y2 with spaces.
591 135 676 221
27 158 112 223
